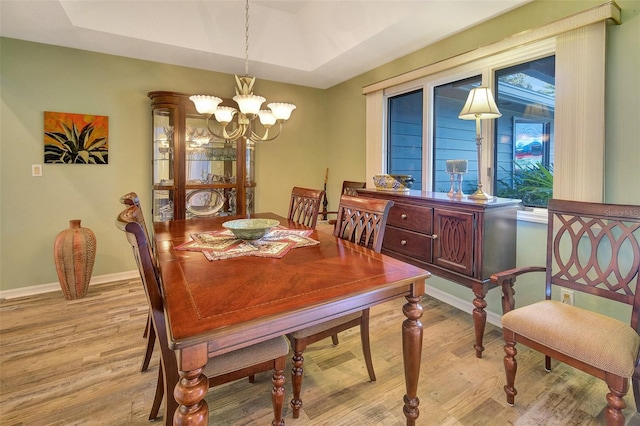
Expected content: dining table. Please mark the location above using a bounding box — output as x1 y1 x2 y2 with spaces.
153 212 431 425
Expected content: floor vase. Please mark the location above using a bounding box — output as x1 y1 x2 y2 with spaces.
54 219 96 300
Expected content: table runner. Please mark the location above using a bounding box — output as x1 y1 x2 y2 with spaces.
175 226 319 261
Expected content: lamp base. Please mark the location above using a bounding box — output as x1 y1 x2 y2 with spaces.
468 187 491 200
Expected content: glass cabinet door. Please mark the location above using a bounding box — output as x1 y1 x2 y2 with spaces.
184 113 238 218
152 107 175 221
149 91 255 221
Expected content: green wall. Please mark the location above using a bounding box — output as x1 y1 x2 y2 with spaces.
2 0 639 323
0 40 326 290
323 0 639 320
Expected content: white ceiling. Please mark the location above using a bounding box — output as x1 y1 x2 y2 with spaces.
0 0 532 89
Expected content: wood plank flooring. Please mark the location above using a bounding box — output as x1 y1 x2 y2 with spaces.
1 278 639 425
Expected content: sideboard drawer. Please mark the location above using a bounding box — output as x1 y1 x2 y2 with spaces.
387 203 433 234
383 227 432 263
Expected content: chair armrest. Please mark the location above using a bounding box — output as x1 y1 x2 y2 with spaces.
490 266 546 286
491 266 546 314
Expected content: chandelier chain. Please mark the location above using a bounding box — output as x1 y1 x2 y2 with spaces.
244 0 250 76
189 0 295 143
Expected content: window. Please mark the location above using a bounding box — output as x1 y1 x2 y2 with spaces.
432 76 481 194
494 56 555 207
387 90 423 190
366 6 616 222
384 53 556 201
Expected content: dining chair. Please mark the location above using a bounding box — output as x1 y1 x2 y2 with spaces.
491 199 640 426
319 180 366 225
119 192 155 373
115 204 289 424
287 186 326 229
287 193 394 418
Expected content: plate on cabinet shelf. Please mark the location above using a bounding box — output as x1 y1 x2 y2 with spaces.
186 189 225 217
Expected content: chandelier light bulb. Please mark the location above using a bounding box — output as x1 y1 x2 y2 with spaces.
233 94 265 116
214 106 237 124
189 95 222 116
268 103 296 121
258 110 276 127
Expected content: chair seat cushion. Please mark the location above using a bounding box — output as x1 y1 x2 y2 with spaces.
205 336 290 377
502 300 640 377
289 312 362 339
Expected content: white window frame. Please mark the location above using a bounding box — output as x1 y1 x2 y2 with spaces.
364 3 620 224
384 39 555 196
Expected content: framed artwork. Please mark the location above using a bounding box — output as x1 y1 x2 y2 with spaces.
512 118 550 169
44 111 109 164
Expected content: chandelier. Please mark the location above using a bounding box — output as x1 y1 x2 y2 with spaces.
189 0 296 143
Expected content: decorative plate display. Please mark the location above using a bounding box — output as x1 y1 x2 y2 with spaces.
186 189 225 217
222 218 280 240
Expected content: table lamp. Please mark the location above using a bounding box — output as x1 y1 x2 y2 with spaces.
458 87 501 200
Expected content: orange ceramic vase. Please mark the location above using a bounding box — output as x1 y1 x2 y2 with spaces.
53 219 96 300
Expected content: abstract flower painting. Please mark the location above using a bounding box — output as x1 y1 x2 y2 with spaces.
44 111 109 164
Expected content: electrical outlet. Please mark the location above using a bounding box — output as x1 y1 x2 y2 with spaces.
561 289 574 305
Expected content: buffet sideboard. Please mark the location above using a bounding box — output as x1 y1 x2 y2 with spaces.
357 189 521 357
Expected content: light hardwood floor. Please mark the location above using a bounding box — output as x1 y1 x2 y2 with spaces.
1 278 639 426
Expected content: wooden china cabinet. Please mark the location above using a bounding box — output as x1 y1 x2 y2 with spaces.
148 91 255 222
357 188 521 358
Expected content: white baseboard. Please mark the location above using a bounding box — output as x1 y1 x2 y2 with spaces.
0 270 140 300
425 284 502 328
1 272 503 329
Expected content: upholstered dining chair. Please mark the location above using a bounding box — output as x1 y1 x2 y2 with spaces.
319 180 366 225
491 199 640 426
119 192 155 373
287 186 326 229
115 204 289 424
287 194 394 418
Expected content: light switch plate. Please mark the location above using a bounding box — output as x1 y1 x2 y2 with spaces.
32 164 42 177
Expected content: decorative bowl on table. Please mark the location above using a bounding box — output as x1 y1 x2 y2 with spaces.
222 218 280 240
372 174 415 192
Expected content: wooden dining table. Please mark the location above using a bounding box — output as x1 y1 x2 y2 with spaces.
153 212 431 425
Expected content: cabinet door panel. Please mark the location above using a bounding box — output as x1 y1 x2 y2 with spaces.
387 203 433 234
383 227 433 263
149 91 253 221
433 209 474 276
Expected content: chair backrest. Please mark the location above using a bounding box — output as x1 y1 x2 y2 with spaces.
333 194 394 253
545 199 640 327
115 205 177 373
119 191 156 266
341 181 366 197
119 192 147 232
288 187 326 229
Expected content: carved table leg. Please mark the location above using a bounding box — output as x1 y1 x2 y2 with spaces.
173 344 209 426
471 282 488 358
290 349 304 418
272 366 285 426
402 295 424 426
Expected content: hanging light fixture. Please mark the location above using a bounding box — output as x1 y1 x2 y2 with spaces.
190 0 296 143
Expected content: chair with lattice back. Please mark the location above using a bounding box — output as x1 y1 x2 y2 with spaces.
119 192 156 374
320 180 366 225
286 193 394 418
491 199 640 426
115 204 289 423
287 186 325 229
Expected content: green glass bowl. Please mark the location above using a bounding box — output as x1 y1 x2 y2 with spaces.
222 218 280 240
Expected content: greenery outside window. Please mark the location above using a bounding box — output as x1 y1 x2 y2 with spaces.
366 6 616 224
494 55 555 208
